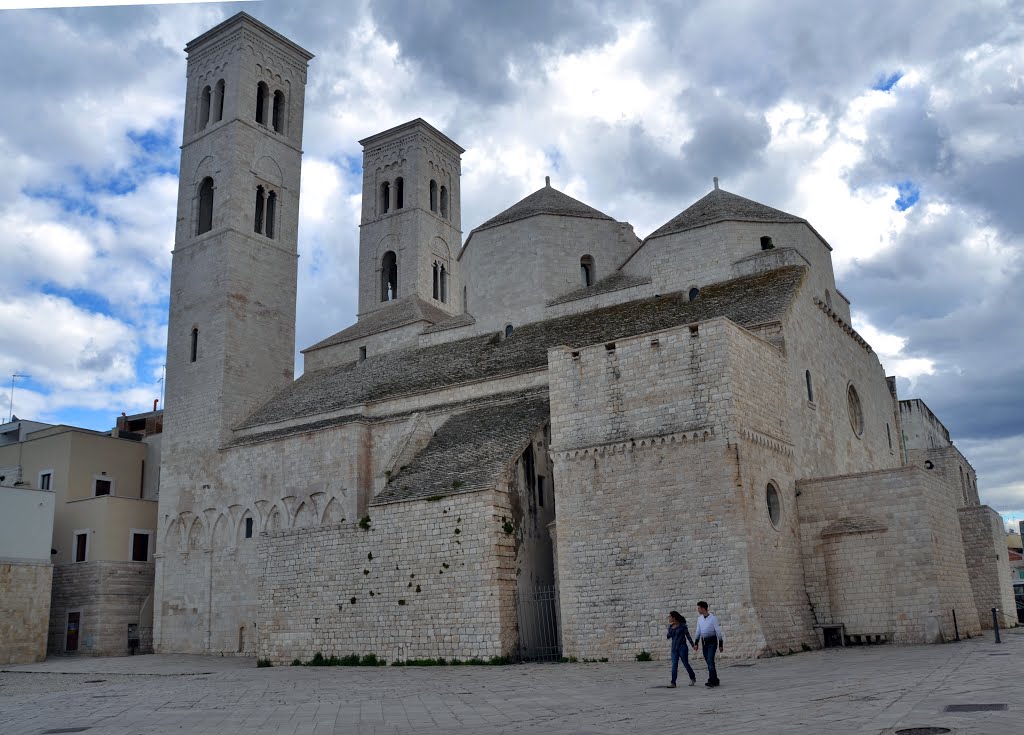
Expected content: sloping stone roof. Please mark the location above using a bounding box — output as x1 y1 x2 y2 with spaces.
547 271 653 306
372 395 550 505
647 188 806 241
473 184 614 233
239 265 806 430
421 312 476 335
302 296 450 352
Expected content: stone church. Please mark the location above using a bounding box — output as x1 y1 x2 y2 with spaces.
155 12 1015 662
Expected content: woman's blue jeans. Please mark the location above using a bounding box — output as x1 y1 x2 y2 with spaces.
671 646 695 683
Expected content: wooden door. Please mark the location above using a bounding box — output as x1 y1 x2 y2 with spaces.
66 612 80 652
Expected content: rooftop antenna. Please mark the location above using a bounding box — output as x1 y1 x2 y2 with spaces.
713 177 719 190
8 373 30 423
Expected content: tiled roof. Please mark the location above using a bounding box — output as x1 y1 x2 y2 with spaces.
421 312 476 335
647 188 806 241
371 395 550 505
473 184 613 233
302 297 451 352
547 271 652 306
238 265 806 431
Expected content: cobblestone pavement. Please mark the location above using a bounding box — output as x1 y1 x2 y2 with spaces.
1 629 1020 735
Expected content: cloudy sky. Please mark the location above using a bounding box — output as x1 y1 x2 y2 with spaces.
1 0 1021 525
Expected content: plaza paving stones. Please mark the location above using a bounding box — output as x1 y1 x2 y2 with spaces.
1 628 1020 735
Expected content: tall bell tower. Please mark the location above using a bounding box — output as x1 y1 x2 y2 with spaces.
163 13 313 456
357 119 465 318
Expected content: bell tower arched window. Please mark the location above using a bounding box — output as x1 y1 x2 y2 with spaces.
197 177 214 235
440 186 449 219
381 251 398 302
580 255 595 287
380 182 390 215
254 186 265 234
440 264 447 302
213 79 225 123
266 192 276 239
199 85 211 130
432 261 439 300
255 82 269 125
429 180 438 213
395 177 404 209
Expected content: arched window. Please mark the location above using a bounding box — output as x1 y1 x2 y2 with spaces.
272 90 285 133
214 79 225 123
199 85 211 130
463 285 467 311
805 370 814 402
688 287 700 301
255 82 269 125
380 181 390 215
266 192 276 239
432 261 439 300
505 324 514 338
580 255 595 287
190 328 199 363
394 177 404 209
254 186 265 234
381 251 398 302
847 384 864 437
766 482 781 528
760 235 774 250
429 179 438 213
197 177 214 235
440 186 449 219
440 264 447 303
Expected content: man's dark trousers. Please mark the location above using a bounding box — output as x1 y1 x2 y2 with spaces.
702 636 720 685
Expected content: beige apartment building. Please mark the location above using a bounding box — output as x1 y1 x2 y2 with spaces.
0 411 161 657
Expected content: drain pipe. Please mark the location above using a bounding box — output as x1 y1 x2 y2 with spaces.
992 608 1000 644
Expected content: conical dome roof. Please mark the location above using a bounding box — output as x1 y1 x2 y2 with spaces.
647 188 805 240
474 181 613 233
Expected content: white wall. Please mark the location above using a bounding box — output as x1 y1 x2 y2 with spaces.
0 486 55 561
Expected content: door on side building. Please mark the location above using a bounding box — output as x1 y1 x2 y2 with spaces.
66 612 80 652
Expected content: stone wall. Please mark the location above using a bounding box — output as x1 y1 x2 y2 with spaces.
257 490 517 664
958 505 1017 629
0 560 52 664
48 561 154 656
798 467 981 644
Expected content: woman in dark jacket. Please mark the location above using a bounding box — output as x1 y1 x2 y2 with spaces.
666 610 696 687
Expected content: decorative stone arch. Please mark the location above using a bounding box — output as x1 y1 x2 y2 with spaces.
264 505 284 532
211 513 230 549
252 156 284 188
381 250 398 302
163 518 183 554
192 155 219 187
187 517 206 551
580 254 595 287
321 497 344 525
293 501 317 528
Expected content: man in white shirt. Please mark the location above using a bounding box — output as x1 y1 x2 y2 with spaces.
692 600 723 687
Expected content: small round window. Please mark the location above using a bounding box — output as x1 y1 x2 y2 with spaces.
766 482 781 529
847 384 864 437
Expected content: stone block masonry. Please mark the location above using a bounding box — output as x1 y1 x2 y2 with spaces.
257 490 518 664
0 560 51 664
958 505 1016 629
48 561 154 656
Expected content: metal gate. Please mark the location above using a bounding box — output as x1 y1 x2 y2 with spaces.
515 583 562 661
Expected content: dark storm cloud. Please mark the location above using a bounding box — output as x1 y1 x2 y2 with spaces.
365 0 621 102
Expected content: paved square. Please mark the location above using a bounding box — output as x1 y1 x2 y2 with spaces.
1 629 1019 735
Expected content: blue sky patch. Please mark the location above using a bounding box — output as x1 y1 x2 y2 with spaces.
873 71 903 92
894 181 920 211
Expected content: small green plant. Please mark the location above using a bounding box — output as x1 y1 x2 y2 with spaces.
488 656 512 665
442 563 450 569
454 528 461 535
635 650 652 662
407 581 412 588
291 659 302 666
410 573 415 578
502 519 514 535
456 517 462 523
599 657 609 662
415 585 421 593
358 516 371 530
452 480 464 489
801 643 812 652
383 469 392 478
398 599 406 606
424 495 446 502
257 658 273 667
350 597 357 604
363 569 369 576
367 552 373 561
369 590 375 596
360 653 383 666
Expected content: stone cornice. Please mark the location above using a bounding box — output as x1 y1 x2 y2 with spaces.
812 297 872 352
552 428 715 460
739 427 794 456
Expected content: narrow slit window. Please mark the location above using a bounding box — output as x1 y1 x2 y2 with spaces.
244 517 254 539
381 251 398 302
580 255 595 287
199 85 211 130
440 186 449 219
75 533 87 563
190 327 199 363
805 370 814 402
266 192 276 239
272 90 285 133
432 261 439 300
214 79 225 122
380 181 390 215
440 265 447 303
255 82 269 125
429 179 438 212
197 177 214 235
395 177 404 209
254 186 265 234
